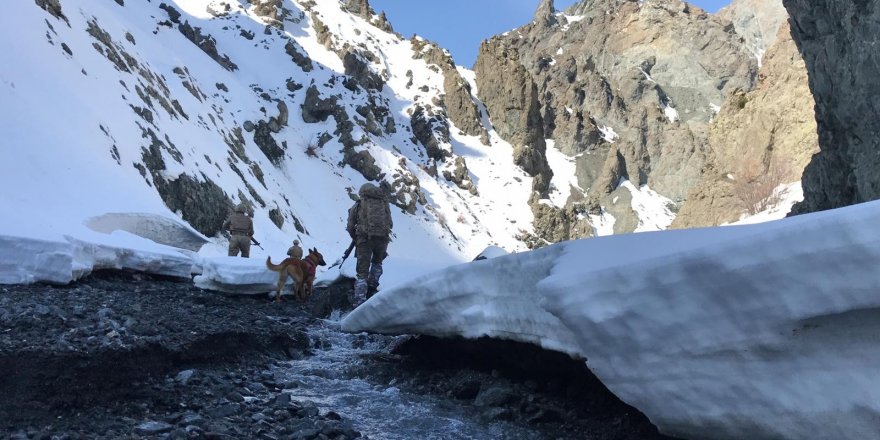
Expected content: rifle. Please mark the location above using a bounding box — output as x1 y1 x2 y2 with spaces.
328 240 356 269
251 237 264 250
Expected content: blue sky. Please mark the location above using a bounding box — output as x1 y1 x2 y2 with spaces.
370 0 733 68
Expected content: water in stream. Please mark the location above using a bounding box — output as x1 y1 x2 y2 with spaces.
272 315 549 440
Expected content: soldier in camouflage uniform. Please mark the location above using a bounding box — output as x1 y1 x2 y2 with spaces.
287 239 303 259
222 203 254 258
346 183 393 306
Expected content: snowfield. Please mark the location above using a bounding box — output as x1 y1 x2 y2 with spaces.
0 0 536 288
343 199 880 440
4 1 872 439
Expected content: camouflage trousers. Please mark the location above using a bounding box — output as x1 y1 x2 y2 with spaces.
228 234 251 258
355 235 388 282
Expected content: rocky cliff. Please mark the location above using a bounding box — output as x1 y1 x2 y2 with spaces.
673 19 819 228
717 0 789 65
784 0 880 214
474 0 757 242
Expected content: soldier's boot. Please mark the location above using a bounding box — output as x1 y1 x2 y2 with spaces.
353 277 368 307
366 264 383 298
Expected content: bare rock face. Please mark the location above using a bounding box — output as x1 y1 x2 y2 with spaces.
343 50 384 91
674 22 819 227
411 39 487 141
474 0 755 235
410 105 451 161
343 0 372 19
717 0 789 65
474 42 552 196
784 0 880 214
35 0 68 25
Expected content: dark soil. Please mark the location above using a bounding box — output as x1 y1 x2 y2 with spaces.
0 270 673 440
0 271 355 440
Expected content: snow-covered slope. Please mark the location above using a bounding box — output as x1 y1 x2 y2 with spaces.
1 0 535 286
343 200 880 440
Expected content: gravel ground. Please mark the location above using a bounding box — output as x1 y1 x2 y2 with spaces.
0 271 356 440
0 270 671 440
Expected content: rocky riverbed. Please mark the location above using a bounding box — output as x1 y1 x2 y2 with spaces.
0 271 670 440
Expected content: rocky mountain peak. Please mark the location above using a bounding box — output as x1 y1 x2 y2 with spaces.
533 0 558 29
473 0 758 242
569 0 694 16
344 0 373 19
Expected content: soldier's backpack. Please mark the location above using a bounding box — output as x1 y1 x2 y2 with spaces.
356 195 392 238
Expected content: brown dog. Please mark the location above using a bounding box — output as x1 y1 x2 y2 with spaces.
266 247 327 302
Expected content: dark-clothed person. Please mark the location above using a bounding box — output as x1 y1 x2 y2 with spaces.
346 183 392 305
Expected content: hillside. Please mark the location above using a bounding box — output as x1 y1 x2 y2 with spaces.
3 0 544 283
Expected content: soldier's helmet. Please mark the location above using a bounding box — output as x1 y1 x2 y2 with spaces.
359 182 378 197
234 203 247 213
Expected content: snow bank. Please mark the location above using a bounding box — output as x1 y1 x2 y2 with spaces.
0 233 194 284
193 256 282 295
86 213 208 252
343 200 880 440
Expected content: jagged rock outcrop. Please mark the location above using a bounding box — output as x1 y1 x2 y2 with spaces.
35 0 68 25
673 21 819 227
474 41 552 196
411 39 487 141
785 0 880 214
284 40 313 72
442 157 478 195
342 49 384 91
301 85 338 124
343 0 372 19
718 0 789 66
475 0 755 237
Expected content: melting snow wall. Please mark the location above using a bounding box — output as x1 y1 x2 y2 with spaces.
343 200 880 440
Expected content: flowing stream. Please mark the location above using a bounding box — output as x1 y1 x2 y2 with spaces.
270 314 548 440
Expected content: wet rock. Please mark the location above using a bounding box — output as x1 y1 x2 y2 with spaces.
297 400 320 418
481 407 513 421
291 426 321 439
473 385 517 407
272 392 291 407
450 379 481 400
180 412 205 426
135 421 173 435
208 403 240 418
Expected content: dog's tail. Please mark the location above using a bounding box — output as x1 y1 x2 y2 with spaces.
266 256 284 271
